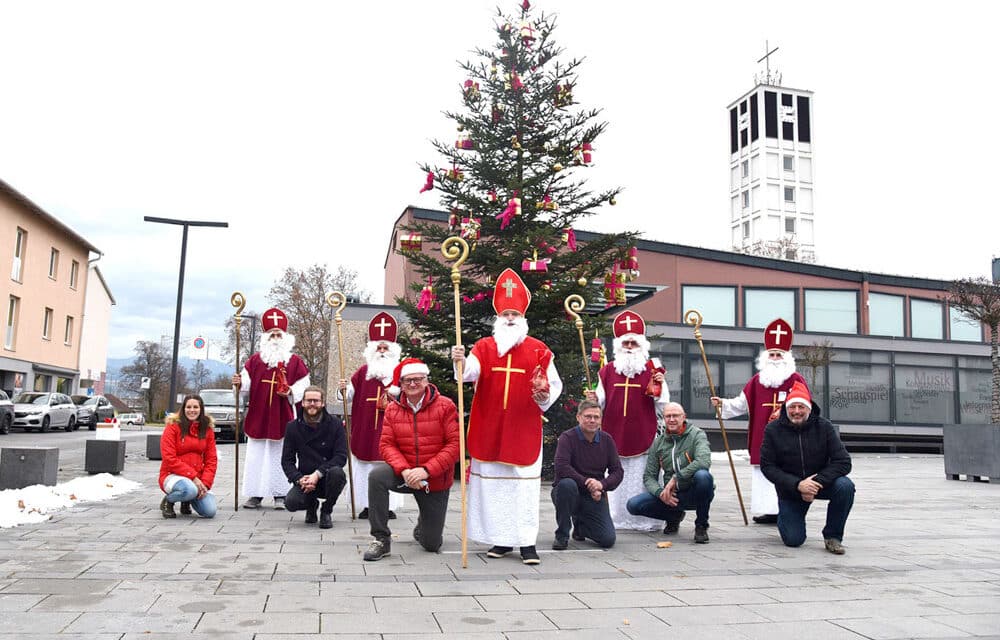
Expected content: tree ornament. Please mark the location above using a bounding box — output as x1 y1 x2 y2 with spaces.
541 279 552 291
448 209 460 231
492 103 504 124
417 277 439 315
496 191 521 229
520 20 535 47
591 334 602 362
522 249 550 273
446 164 464 181
511 135 522 150
522 0 530 10
573 142 594 165
463 79 480 101
577 276 588 287
554 83 573 107
455 132 474 150
460 216 481 244
535 193 558 211
618 246 640 279
562 227 578 251
553 162 563 172
603 267 627 307
418 171 434 193
400 233 423 252
609 196 617 205
462 291 488 304
488 190 497 202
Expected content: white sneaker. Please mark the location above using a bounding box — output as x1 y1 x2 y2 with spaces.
273 497 286 510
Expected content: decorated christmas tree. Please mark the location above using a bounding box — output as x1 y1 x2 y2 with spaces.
396 0 641 465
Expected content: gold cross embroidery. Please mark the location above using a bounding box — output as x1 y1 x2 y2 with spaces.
261 371 280 407
366 386 382 429
491 354 526 410
762 392 783 421
613 377 641 417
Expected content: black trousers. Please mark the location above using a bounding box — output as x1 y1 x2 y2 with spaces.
368 463 450 552
284 466 347 513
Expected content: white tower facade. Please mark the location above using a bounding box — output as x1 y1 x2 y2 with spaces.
728 72 815 262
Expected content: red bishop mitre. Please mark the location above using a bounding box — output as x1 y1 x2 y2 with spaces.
612 310 646 338
763 318 794 352
492 268 531 315
261 307 289 332
368 312 398 342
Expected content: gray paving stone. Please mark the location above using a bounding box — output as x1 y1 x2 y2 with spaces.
320 581 419 597
64 611 201 633
197 610 320 634
573 590 685 608
833 616 975 639
0 611 81 632
667 587 780 606
475 593 585 611
147 593 268 613
256 635 377 640
733 620 870 640
320 611 440 633
621 624 752 640
415 580 517 596
646 603 770 625
511 577 612 593
0 592 47 610
32 591 160 612
374 594 482 613
508 630 630 640
542 607 670 632
265 594 373 613
434 609 556 632
2 578 119 595
215 579 320 595
743 597 957 622
925 613 1000 635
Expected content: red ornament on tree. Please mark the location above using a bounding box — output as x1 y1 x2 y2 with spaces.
418 171 434 193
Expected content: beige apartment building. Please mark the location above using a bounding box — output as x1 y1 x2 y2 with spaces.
1 178 101 397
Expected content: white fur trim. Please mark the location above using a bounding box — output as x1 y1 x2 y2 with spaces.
399 362 430 379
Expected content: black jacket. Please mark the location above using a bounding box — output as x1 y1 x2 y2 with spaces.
759 402 852 501
280 410 348 483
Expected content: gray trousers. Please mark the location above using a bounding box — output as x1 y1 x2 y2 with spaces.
368 463 450 552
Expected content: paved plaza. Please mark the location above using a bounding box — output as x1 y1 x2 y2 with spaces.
1 430 999 639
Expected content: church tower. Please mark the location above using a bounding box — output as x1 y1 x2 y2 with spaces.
728 44 815 262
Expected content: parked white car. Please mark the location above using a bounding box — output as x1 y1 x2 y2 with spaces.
12 392 78 432
117 412 146 426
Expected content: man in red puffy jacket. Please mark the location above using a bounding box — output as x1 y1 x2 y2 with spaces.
363 358 459 561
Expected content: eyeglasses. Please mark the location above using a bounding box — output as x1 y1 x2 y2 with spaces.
621 340 639 347
579 414 602 421
303 398 324 404
401 376 427 386
663 414 685 420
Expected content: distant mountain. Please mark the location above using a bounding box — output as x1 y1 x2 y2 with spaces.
107 356 234 393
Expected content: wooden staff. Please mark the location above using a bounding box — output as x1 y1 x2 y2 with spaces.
327 291 357 520
684 309 748 525
230 292 246 512
563 294 593 391
441 236 470 568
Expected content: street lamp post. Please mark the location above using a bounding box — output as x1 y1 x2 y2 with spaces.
143 216 228 415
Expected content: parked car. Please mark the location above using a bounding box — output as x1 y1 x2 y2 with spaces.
0 389 13 435
12 392 77 432
199 388 244 442
117 412 145 426
71 394 116 430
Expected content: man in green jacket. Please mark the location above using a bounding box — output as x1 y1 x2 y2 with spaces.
626 402 714 543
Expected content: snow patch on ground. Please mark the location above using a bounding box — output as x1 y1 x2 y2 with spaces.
711 449 749 462
0 473 142 528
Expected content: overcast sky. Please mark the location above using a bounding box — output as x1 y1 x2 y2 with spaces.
1 1 997 359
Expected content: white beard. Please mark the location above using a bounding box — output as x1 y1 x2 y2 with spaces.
364 341 402 383
259 332 295 368
492 316 529 357
612 334 650 378
757 350 797 388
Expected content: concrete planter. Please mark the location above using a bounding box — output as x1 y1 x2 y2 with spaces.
0 447 59 489
85 440 126 475
146 434 162 460
943 423 1000 483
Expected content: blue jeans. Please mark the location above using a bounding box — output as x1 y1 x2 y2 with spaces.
551 478 616 548
777 476 855 546
165 478 217 518
626 469 714 528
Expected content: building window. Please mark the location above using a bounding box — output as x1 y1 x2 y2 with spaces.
910 298 943 339
12 228 27 282
4 296 18 350
949 306 982 342
43 308 53 340
784 187 795 203
829 356 891 423
895 365 955 423
70 260 80 289
784 218 796 233
745 288 796 330
868 292 904 337
805 290 858 334
741 160 749 178
742 221 750 239
681 285 736 327
49 248 59 279
742 191 750 209
64 316 74 345
783 155 794 172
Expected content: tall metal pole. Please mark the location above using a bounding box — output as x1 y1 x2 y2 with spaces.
143 216 228 415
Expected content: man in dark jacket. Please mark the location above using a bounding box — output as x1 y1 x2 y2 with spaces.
364 359 460 561
281 386 348 529
626 402 714 543
760 381 855 554
551 400 623 550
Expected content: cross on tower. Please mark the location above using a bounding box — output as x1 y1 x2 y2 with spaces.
756 41 780 85
267 311 284 326
618 314 638 332
373 317 392 337
500 277 518 298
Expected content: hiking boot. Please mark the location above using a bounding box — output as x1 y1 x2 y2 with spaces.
160 496 176 519
413 520 423 543
243 496 263 509
319 511 333 529
753 514 778 524
664 512 686 535
358 508 369 519
273 497 286 510
520 546 541 565
304 508 318 524
694 526 710 544
363 538 390 561
552 537 568 551
571 519 586 541
824 538 846 555
486 545 513 558
179 501 192 516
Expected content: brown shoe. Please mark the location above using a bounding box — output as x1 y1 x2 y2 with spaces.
824 538 846 555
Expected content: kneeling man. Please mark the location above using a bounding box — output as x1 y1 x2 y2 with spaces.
626 402 714 543
551 400 623 550
364 359 459 561
760 381 855 554
280 386 348 528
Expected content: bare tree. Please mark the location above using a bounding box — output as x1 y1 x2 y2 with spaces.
795 340 836 393
223 311 261 367
945 277 1000 424
120 340 170 418
205 373 234 389
188 360 210 391
267 264 371 390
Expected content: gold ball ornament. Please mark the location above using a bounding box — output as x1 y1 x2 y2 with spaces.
553 163 563 172
609 197 617 205
577 276 588 287
541 282 552 290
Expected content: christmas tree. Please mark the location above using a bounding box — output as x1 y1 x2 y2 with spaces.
396 0 641 468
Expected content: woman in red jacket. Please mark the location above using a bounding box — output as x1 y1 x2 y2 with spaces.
159 394 218 518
